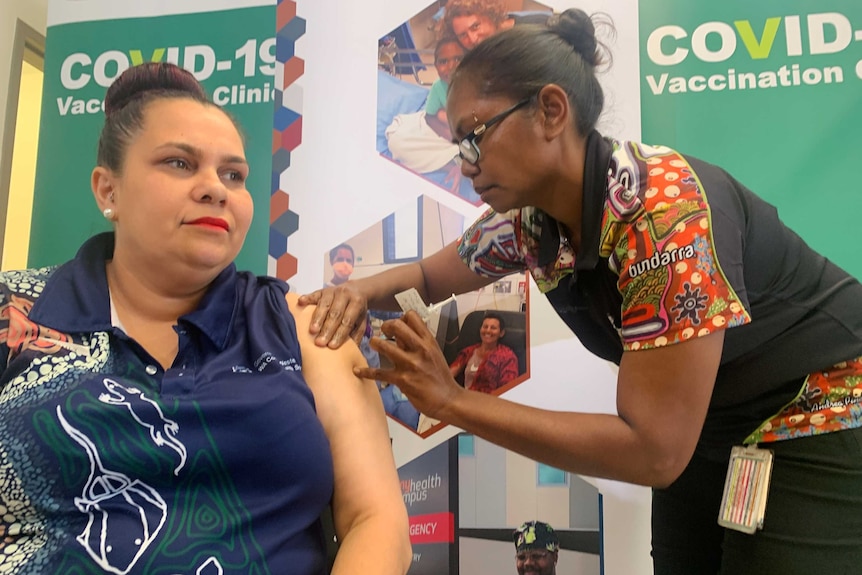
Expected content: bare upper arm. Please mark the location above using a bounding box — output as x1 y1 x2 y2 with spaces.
288 293 367 388
286 294 406 538
616 330 725 482
286 293 385 439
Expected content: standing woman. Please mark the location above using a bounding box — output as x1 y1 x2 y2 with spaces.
0 62 410 574
302 9 862 574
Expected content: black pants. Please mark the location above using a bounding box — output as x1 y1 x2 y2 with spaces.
651 427 862 575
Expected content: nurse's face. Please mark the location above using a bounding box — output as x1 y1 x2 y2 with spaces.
447 81 547 213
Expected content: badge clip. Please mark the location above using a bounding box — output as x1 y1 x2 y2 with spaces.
718 444 774 534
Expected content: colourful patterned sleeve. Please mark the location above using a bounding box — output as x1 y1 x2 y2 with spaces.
0 268 61 369
611 152 751 351
456 208 527 278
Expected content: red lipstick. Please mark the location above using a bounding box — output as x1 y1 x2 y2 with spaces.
187 217 229 231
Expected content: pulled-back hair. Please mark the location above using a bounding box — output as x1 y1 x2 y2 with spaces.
441 0 508 37
449 9 613 136
97 62 210 172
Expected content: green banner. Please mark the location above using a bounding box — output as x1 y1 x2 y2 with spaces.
639 1 861 278
31 5 274 273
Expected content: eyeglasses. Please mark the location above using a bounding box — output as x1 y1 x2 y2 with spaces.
457 96 533 166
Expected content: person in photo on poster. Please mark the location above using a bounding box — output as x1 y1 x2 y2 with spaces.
302 8 862 574
424 34 466 141
448 311 519 394
384 32 470 200
325 243 356 288
513 521 559 575
440 0 552 50
0 62 411 574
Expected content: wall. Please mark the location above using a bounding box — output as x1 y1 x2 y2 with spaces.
284 2 652 573
2 60 42 270
0 0 47 167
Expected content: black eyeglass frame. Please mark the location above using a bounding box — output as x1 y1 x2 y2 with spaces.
457 95 534 165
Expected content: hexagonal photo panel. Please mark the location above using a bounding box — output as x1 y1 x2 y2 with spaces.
323 195 530 437
376 0 553 206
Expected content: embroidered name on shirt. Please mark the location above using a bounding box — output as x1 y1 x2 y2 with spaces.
629 243 696 279
246 352 301 373
231 354 300 374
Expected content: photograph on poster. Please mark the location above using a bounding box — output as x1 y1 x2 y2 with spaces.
398 434 602 575
376 0 553 206
323 194 530 436
417 294 529 436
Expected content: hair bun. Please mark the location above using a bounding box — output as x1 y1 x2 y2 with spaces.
549 9 601 67
103 62 206 117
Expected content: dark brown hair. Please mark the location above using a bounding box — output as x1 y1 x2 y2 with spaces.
441 0 508 38
482 311 505 332
97 62 213 172
449 9 614 136
434 33 463 62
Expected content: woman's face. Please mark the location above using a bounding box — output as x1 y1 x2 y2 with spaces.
102 98 253 276
479 318 504 345
447 81 547 213
451 14 498 50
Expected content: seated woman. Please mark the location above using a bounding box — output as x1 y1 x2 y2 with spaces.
449 312 518 394
0 62 410 574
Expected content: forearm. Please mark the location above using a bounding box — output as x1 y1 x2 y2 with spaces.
351 263 428 311
331 514 412 575
440 388 686 487
351 243 491 312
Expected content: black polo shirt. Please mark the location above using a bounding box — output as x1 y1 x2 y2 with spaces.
458 132 862 450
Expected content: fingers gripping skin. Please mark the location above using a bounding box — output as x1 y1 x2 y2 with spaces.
299 284 368 348
358 311 464 419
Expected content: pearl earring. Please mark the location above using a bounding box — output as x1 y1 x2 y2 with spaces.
103 208 114 220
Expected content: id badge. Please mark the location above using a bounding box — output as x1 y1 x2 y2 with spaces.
718 445 774 534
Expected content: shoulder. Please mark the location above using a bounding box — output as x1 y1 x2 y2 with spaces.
603 139 719 232
459 207 527 247
285 293 364 370
236 270 289 292
610 138 735 198
494 344 517 359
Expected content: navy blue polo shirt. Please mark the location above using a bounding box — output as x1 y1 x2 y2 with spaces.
0 233 332 574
